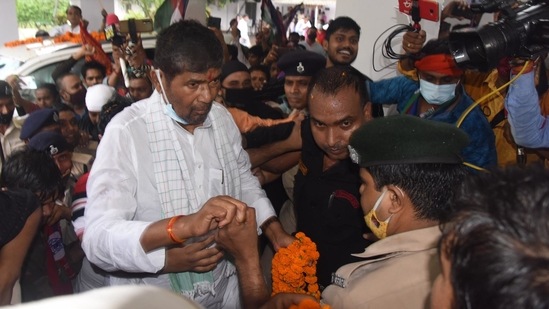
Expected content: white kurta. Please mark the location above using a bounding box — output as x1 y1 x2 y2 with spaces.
82 92 275 308
49 24 81 37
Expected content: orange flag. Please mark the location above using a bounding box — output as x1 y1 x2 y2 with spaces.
80 21 112 75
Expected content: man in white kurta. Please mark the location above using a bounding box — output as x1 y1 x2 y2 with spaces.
82 21 291 308
83 90 276 307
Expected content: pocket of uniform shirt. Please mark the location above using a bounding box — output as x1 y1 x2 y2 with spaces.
209 168 224 194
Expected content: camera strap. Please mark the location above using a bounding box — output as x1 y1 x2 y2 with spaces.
489 109 506 129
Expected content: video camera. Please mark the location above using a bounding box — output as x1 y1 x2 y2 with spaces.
449 0 549 71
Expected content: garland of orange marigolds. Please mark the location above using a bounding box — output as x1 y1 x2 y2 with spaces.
4 32 106 48
289 298 331 309
272 232 323 299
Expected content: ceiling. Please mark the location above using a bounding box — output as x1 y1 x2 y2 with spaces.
272 0 337 6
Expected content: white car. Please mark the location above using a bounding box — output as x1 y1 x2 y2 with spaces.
0 35 156 98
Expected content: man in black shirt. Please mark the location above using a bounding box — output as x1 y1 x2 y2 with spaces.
294 66 373 288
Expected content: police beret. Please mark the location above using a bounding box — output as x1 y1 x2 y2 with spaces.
0 80 12 99
277 50 326 77
20 108 59 140
348 115 469 167
28 131 72 156
220 60 249 83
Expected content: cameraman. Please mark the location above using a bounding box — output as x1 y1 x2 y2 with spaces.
401 0 549 166
505 58 549 149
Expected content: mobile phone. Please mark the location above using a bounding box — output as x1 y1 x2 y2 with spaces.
398 0 440 22
119 19 154 34
105 24 126 47
207 17 222 29
119 19 153 44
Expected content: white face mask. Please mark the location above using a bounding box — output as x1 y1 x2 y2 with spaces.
155 69 189 125
419 79 458 105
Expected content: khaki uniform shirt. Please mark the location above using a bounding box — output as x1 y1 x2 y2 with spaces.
322 226 441 309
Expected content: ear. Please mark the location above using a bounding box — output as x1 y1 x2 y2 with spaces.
149 67 162 93
363 101 373 122
386 185 406 215
322 39 328 52
216 88 226 105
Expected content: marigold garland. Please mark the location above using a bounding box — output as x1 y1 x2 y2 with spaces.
289 298 331 309
4 37 43 47
4 31 106 48
272 232 323 300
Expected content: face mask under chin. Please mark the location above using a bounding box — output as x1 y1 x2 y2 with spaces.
155 69 190 125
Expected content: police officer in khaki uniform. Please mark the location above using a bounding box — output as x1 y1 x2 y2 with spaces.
322 115 469 308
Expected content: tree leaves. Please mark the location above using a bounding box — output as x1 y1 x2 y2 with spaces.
16 0 70 28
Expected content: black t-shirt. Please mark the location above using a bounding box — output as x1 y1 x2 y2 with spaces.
294 118 372 289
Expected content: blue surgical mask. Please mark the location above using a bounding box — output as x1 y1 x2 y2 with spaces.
155 69 189 125
419 79 457 105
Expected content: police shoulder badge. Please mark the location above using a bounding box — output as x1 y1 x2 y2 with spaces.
348 145 360 164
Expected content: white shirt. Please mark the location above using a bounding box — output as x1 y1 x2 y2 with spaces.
82 92 275 307
237 19 250 48
49 23 81 37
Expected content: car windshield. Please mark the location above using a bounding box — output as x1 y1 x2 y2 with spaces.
0 55 22 80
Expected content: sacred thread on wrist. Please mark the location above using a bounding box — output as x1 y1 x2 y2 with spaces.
167 215 185 244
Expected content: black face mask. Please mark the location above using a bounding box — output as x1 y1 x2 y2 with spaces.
69 88 87 107
224 87 261 107
0 109 14 125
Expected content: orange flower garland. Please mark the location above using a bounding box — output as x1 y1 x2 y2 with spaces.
4 37 43 47
289 298 331 309
4 31 106 48
272 232 322 299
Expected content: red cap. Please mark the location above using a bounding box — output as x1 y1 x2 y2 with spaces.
106 14 120 26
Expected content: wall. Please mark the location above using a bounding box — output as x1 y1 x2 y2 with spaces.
335 0 442 81
208 2 242 30
0 0 19 46
72 0 115 33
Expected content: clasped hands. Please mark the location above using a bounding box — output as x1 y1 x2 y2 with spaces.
164 196 260 273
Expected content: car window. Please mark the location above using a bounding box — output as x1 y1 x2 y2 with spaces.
29 48 155 87
2 40 155 103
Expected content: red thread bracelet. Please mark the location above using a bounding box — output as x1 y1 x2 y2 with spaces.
167 215 185 244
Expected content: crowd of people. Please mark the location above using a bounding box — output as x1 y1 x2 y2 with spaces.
1 1 548 309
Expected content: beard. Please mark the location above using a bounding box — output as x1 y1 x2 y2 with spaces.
184 102 213 125
0 109 14 125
